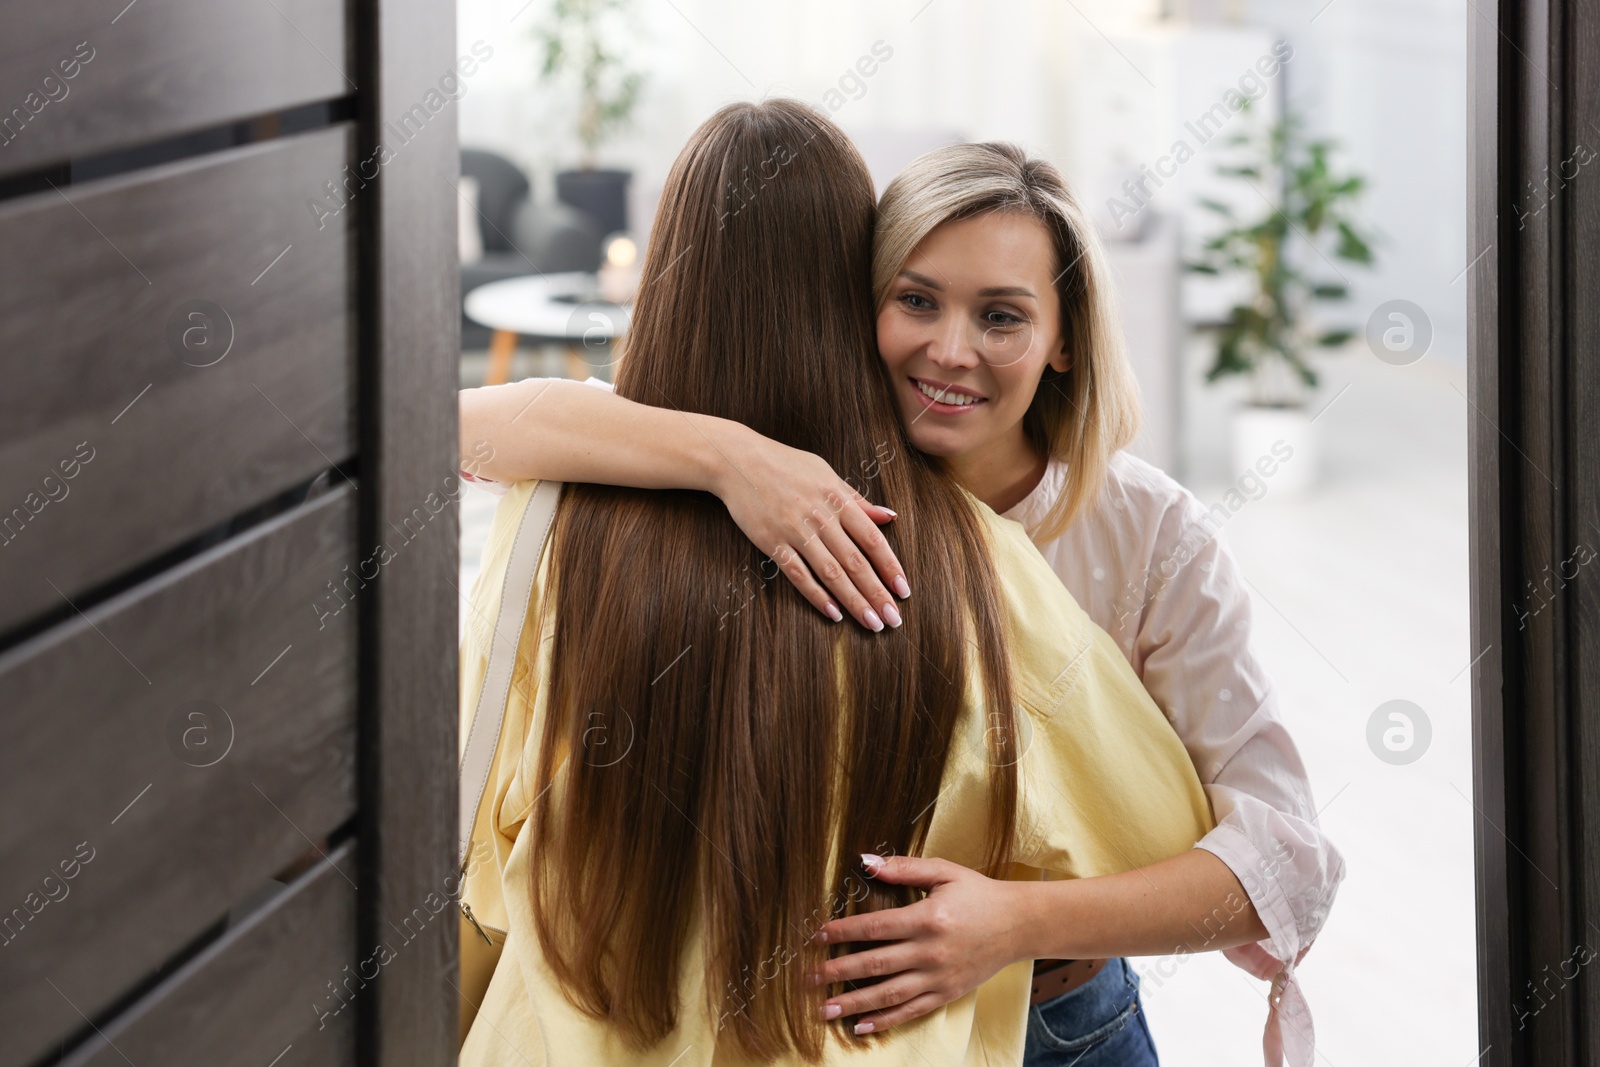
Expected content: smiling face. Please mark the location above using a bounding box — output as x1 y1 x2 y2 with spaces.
875 211 1069 484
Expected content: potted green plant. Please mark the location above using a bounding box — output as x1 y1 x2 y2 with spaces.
533 0 646 236
1186 102 1377 496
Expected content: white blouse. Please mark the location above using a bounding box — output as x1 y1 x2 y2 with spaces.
1003 452 1341 1067
460 378 1340 1067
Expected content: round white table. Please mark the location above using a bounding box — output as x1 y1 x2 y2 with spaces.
463 272 632 385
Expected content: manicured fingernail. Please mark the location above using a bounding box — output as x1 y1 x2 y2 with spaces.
892 576 911 599
854 1021 874 1035
861 853 884 873
880 602 902 628
812 929 829 944
824 602 843 622
863 608 884 632
823 1004 843 1021
880 507 897 518
806 970 824 987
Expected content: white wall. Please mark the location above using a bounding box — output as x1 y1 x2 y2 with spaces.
456 0 1468 363
1243 0 1468 363
458 0 1121 232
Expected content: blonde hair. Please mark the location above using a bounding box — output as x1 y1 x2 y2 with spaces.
873 142 1141 542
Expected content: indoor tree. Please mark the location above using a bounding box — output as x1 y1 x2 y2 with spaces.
532 0 645 170
1186 102 1378 409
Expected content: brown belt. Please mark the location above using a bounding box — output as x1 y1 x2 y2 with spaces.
1029 958 1104 1005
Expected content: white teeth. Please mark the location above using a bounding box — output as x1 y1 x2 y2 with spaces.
914 379 981 406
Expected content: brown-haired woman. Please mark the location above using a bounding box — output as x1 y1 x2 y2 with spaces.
456 99 1211 1066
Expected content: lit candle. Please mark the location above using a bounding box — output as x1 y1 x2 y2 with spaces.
598 234 638 304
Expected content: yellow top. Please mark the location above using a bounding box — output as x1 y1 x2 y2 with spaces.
458 479 1214 1067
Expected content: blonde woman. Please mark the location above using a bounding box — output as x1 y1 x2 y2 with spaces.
461 140 1341 1067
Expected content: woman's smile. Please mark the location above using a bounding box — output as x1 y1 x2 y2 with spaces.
910 375 988 412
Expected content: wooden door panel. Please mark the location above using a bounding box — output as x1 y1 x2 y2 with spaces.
0 0 348 178
56 839 359 1067
0 487 358 1065
0 124 355 636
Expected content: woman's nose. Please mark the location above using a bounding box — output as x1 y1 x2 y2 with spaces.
925 316 980 371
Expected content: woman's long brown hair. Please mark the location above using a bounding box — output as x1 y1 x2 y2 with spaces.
528 99 1018 1061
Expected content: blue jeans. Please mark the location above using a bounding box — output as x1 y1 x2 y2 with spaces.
1022 958 1159 1067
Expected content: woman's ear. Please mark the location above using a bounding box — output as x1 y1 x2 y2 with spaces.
1047 340 1072 375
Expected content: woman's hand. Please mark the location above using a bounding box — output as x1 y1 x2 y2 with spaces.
809 855 1030 1034
809 849 1272 1034
707 424 910 631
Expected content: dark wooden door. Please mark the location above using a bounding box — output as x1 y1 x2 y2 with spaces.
1469 0 1600 1063
0 3 459 1065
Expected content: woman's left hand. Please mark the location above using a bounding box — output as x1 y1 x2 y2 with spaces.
810 855 1032 1034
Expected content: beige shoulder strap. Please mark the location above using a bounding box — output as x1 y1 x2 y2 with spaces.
458 479 563 870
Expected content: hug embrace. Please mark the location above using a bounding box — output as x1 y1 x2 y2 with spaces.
455 98 1342 1067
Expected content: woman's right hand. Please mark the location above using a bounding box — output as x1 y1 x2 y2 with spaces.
707 425 910 631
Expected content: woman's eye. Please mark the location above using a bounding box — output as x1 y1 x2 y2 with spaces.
898 292 933 311
985 310 1023 327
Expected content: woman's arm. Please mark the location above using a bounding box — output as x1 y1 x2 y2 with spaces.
459 378 911 630
461 377 726 488
810 849 1266 1031
811 473 1342 1040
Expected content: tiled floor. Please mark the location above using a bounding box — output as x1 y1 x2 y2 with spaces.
456 342 1477 1063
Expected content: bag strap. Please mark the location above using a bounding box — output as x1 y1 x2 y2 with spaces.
458 479 563 871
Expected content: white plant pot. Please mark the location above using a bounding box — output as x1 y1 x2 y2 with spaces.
1231 404 1317 499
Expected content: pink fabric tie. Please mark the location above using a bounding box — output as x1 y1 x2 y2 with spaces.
1226 941 1315 1067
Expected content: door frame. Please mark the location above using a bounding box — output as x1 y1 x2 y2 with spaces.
354 0 461 1063
1468 0 1600 1062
